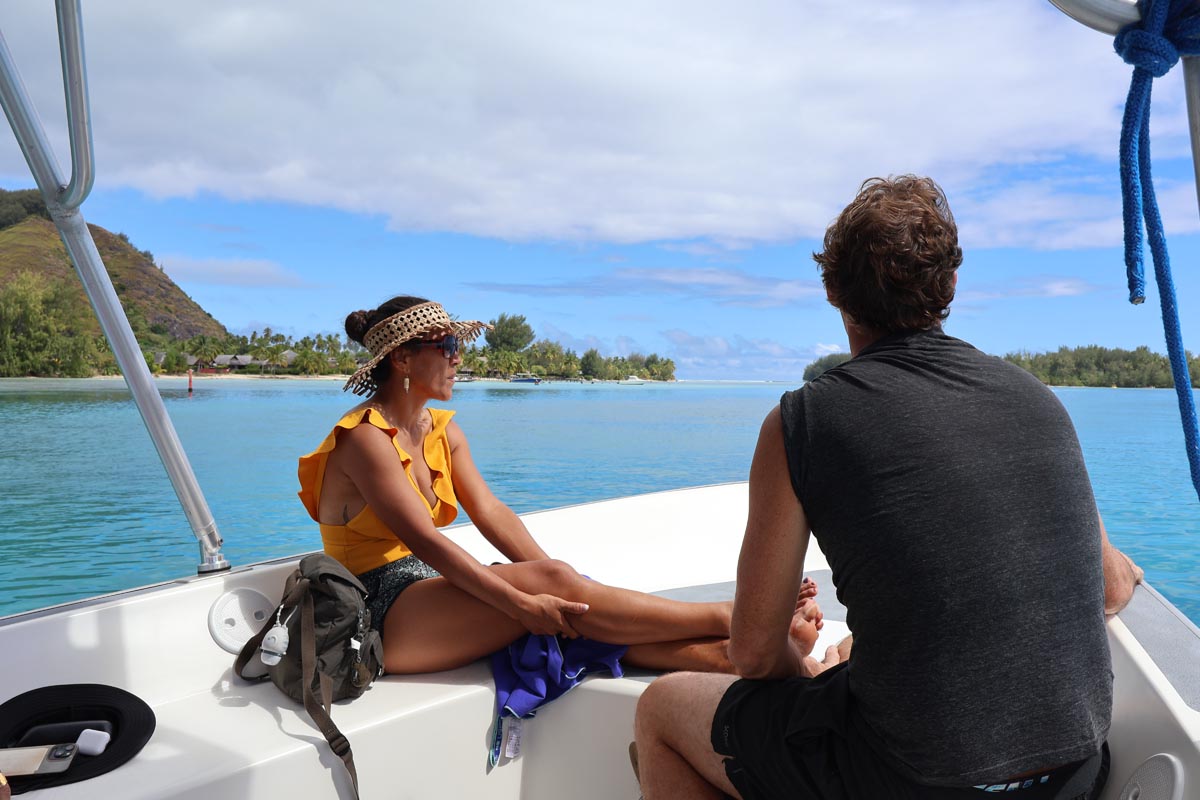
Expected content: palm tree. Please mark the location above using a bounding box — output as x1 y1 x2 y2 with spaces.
249 341 270 374
293 348 323 375
335 351 357 375
187 336 221 369
266 343 289 375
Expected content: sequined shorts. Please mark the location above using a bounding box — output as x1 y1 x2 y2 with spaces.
356 555 441 631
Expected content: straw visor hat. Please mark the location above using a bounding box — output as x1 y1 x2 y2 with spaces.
344 301 491 396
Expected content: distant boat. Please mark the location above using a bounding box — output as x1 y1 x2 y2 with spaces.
618 375 645 385
509 373 542 384
454 374 477 383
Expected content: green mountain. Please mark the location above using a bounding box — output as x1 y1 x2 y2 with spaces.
0 217 228 340
0 189 228 375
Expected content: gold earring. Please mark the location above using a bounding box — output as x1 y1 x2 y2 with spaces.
403 376 410 394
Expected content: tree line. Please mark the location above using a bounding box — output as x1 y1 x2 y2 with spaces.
0 278 677 381
465 312 676 381
803 345 1200 388
1004 345 1200 388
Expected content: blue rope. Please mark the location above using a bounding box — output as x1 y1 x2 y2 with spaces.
1114 0 1200 502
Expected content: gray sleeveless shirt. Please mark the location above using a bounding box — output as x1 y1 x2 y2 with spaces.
780 329 1111 786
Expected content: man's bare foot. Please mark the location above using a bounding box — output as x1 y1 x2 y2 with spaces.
789 599 823 657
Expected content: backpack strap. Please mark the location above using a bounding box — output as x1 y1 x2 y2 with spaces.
299 587 361 799
233 575 311 681
233 619 272 680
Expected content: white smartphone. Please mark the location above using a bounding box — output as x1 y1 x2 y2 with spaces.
0 742 78 776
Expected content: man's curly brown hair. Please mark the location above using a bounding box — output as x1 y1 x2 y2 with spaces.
814 175 962 333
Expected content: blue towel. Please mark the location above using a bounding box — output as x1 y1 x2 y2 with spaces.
489 633 627 766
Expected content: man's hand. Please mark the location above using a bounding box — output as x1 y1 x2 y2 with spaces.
1119 548 1144 585
1099 516 1142 617
1104 546 1144 616
800 645 842 678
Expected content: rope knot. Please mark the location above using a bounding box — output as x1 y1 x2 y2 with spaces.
1115 27 1179 77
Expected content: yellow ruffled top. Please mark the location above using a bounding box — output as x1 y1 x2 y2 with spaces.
297 407 459 575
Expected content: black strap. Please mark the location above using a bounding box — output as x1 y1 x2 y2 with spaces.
300 589 360 799
232 573 359 798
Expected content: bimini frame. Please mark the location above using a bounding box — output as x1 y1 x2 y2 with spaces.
0 0 228 574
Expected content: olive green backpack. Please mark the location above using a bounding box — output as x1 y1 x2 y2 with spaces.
235 554 384 799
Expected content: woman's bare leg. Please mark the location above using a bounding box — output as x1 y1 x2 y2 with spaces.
380 560 820 674
486 560 733 644
381 560 728 673
624 597 824 674
380 576 526 673
625 639 733 673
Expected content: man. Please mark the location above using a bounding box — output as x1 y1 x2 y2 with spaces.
633 176 1142 800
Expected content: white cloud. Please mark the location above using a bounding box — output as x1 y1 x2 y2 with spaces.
954 177 1200 251
0 0 1176 250
159 255 312 287
472 266 822 307
814 342 846 356
958 276 1102 303
537 322 607 355
661 328 832 379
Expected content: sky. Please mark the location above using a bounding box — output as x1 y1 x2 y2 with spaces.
2 0 1199 380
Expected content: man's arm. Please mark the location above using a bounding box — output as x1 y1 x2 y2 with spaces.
1100 515 1143 616
729 406 839 679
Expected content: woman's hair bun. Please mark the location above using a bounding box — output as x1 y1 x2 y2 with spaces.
345 309 373 344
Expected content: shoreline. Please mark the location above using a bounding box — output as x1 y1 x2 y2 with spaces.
0 375 1190 389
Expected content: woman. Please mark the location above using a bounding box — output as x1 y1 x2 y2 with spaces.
299 295 823 675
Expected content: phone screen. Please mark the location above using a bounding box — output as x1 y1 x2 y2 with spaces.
0 743 77 776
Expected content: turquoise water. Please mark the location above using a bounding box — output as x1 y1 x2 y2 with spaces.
0 378 1197 625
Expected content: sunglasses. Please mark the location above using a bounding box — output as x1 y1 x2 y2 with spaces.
414 334 460 359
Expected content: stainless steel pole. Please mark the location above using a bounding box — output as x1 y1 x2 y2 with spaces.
0 0 228 573
54 0 93 209
1183 58 1200 215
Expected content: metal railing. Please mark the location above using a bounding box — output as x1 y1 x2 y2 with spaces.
0 0 229 574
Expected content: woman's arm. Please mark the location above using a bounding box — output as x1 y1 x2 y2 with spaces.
445 421 551 563
337 423 583 635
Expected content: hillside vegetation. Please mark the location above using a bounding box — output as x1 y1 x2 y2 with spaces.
1004 345 1200 388
0 188 227 376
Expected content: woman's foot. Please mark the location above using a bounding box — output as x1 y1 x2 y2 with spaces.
789 599 823 657
796 577 823 630
799 575 818 598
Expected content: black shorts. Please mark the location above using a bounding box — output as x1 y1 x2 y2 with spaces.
356 555 441 632
711 663 1108 800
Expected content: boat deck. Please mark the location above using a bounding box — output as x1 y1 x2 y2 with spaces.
2 485 1198 799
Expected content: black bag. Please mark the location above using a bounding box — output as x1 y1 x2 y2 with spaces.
235 554 384 798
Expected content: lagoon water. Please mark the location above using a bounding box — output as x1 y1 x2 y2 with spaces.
0 377 1197 626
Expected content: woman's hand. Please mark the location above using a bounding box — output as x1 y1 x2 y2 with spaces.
515 593 590 638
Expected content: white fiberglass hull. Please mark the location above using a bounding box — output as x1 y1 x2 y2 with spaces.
1 483 1197 799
